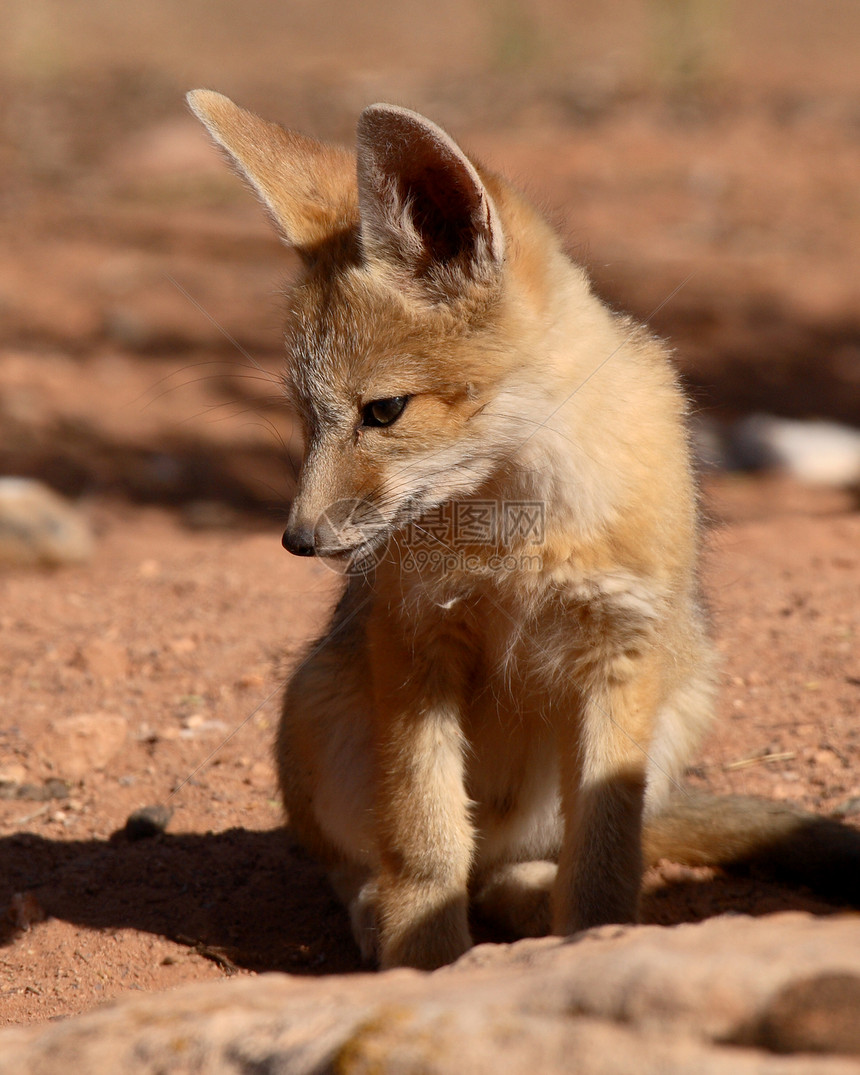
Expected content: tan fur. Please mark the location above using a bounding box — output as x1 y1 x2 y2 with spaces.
188 92 857 970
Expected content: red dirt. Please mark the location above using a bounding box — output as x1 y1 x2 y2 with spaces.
1 0 859 1028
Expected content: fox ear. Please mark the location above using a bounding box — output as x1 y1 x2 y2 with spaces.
186 90 357 251
356 104 504 289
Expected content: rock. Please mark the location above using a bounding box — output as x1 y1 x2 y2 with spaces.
0 478 94 567
50 713 129 781
124 804 173 841
2 914 860 1073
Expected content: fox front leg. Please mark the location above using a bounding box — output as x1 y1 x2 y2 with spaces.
552 655 661 934
369 627 474 970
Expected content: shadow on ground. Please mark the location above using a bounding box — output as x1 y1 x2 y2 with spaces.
0 827 360 976
1 826 848 975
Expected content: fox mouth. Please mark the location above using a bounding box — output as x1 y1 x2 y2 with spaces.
305 496 396 570
299 488 442 571
316 536 381 560
308 528 388 577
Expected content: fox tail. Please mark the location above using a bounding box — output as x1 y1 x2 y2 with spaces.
644 791 860 904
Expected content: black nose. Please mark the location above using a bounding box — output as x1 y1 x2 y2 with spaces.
281 525 316 557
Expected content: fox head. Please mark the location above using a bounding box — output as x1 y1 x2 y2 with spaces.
188 91 575 564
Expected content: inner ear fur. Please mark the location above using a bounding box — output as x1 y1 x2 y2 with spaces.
356 104 505 282
187 89 358 251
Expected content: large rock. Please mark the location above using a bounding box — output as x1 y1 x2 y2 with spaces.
2 914 860 1073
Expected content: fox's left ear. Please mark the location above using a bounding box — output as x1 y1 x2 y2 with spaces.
356 104 505 291
187 90 357 253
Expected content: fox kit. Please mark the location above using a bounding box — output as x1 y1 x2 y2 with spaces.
189 91 860 970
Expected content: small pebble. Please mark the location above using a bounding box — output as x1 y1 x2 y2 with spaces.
3 892 46 935
0 763 27 787
124 804 173 840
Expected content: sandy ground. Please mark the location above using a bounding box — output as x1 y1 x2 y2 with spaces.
1 0 859 1028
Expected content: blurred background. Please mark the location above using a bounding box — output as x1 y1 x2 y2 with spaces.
2 2 860 1024
1 0 859 513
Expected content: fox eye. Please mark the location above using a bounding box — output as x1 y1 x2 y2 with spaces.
362 396 409 428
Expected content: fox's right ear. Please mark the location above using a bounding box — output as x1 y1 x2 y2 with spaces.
356 104 505 293
186 90 357 251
